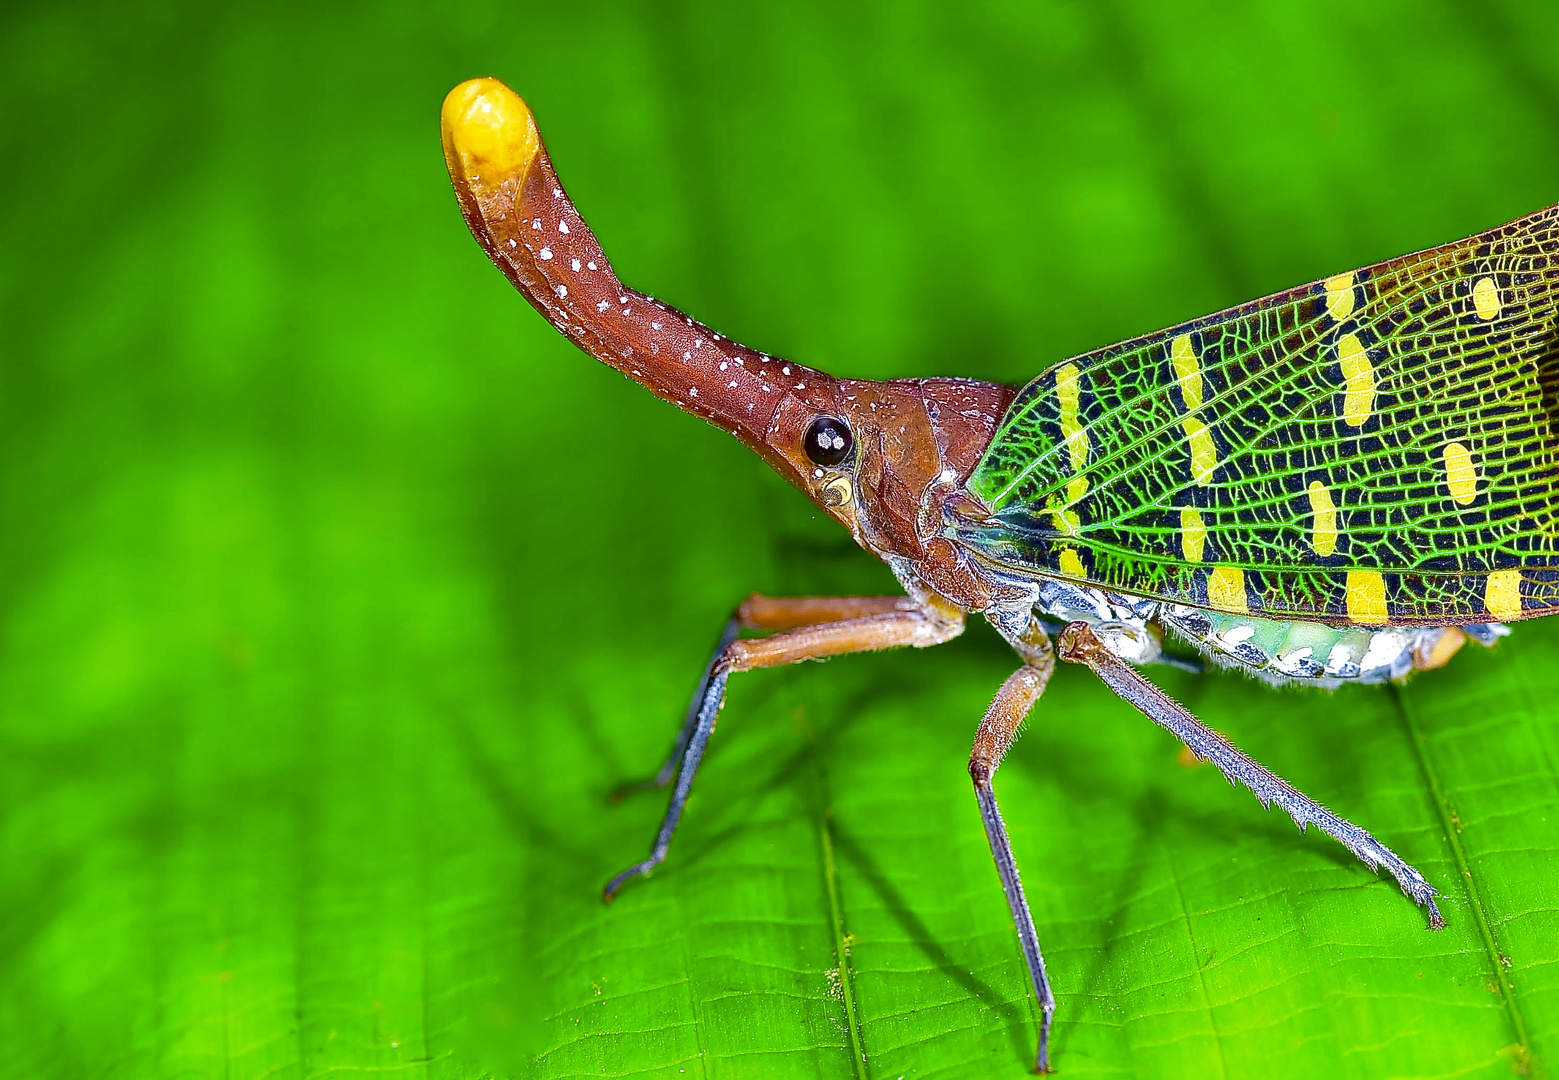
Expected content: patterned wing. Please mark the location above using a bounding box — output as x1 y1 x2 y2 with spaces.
958 204 1559 626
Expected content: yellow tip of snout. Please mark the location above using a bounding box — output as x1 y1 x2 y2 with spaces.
441 78 540 193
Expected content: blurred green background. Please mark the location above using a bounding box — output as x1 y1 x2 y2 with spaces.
3 1 1558 1077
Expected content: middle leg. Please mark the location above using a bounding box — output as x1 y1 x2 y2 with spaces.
969 620 1059 1074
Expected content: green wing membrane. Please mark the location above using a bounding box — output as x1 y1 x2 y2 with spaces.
959 205 1559 626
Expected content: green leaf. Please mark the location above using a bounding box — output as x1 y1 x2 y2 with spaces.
2 2 1557 1078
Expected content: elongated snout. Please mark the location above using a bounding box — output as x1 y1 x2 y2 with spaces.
441 78 841 483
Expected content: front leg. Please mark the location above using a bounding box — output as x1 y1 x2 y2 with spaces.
603 593 964 901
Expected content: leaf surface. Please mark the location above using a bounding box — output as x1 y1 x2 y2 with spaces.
1 2 1556 1079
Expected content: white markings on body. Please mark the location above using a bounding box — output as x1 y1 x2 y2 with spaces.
539 247 552 260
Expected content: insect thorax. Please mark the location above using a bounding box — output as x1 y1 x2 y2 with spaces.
989 572 1505 687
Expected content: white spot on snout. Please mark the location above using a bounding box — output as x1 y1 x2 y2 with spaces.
538 247 552 260
571 258 580 271
555 285 567 298
587 261 598 271
559 221 570 233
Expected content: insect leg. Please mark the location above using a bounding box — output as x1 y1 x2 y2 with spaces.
738 593 923 629
619 596 930 798
969 623 1058 1074
615 614 743 799
1056 621 1444 927
602 598 965 902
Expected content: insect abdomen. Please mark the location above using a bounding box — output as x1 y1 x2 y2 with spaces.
1160 605 1494 684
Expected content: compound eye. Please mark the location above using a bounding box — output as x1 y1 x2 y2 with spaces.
803 416 852 466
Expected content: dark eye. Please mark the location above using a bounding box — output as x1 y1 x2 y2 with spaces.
804 416 852 466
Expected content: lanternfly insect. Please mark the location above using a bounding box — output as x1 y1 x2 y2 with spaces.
442 78 1552 1071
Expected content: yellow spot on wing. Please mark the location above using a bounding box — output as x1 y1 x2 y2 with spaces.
1443 441 1479 506
1206 566 1247 613
1472 276 1502 320
1059 548 1085 579
1485 569 1522 620
1180 507 1206 562
1345 570 1388 625
1338 332 1375 428
1184 418 1217 482
1169 335 1217 482
1170 334 1202 410
1307 481 1337 557
1047 507 1082 537
1066 476 1089 503
1055 363 1090 476
1324 272 1355 321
